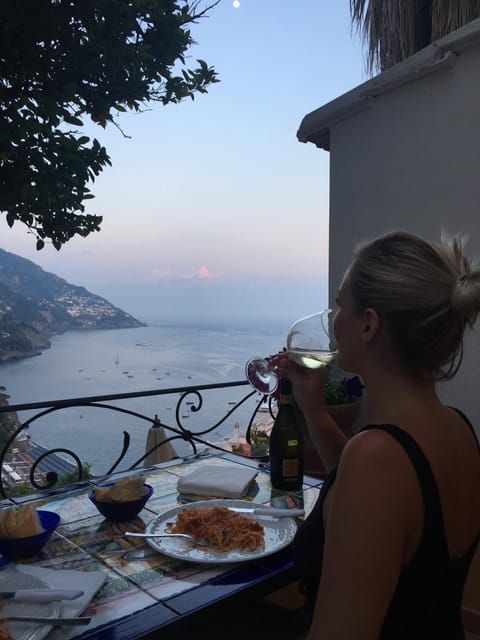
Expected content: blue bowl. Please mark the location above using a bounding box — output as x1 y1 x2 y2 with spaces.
89 483 153 521
0 510 60 559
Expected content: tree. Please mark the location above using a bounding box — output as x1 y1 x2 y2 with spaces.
0 0 219 250
350 0 480 73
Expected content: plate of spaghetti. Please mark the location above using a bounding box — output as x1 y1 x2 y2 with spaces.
144 499 298 563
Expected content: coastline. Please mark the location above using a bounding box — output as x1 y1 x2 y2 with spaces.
0 321 145 365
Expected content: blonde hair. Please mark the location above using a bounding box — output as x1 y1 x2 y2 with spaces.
349 230 480 379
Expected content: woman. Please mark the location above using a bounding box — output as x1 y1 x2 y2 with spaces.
274 230 480 639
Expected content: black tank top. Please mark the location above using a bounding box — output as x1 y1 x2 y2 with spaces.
294 419 480 639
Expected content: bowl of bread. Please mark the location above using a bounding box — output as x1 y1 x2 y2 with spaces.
89 476 153 521
0 504 60 559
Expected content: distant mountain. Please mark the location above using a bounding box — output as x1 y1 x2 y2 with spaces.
0 248 145 362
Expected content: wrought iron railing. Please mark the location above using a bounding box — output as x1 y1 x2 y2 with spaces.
0 381 276 499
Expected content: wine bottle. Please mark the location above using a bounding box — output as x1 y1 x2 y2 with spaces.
269 377 304 490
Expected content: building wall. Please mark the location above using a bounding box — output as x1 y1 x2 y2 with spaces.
327 44 480 430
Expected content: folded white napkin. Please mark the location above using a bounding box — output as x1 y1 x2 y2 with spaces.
14 565 105 617
177 464 258 499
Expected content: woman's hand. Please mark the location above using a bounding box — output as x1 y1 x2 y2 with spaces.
269 353 348 470
268 353 329 419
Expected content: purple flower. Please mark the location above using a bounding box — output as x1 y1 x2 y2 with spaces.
343 375 364 398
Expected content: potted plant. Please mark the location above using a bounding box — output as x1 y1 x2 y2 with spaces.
324 374 364 407
323 374 364 435
299 372 364 478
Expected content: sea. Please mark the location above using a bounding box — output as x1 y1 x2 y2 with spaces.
0 318 286 475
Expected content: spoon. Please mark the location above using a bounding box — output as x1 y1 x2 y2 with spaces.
125 532 210 546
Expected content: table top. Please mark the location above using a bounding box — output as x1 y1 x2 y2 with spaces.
1 451 324 640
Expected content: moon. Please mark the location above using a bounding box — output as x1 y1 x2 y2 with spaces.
233 1 240 7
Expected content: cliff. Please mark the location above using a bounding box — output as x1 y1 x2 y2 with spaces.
0 248 145 362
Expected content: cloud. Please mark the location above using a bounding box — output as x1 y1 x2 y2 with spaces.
148 266 219 282
150 268 172 280
181 266 217 280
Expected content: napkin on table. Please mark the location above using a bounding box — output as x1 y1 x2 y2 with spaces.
14 565 106 617
177 464 258 499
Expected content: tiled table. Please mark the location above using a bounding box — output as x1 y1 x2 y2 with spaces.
1 452 323 640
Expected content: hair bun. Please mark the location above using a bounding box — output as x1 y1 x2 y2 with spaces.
451 270 480 324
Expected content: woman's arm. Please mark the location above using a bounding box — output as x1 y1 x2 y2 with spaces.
300 406 348 472
307 430 413 640
272 356 348 470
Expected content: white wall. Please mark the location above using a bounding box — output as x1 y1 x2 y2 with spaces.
327 43 480 431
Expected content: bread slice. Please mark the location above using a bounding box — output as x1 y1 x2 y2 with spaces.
95 476 146 502
1 504 44 538
0 509 8 538
3 506 17 537
16 504 44 537
93 486 111 502
109 476 146 502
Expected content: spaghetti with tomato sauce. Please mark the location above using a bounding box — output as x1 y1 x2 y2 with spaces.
167 505 264 552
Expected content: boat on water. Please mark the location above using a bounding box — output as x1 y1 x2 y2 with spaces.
135 342 149 347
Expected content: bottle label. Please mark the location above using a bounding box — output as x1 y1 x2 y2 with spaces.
287 439 298 447
282 458 300 477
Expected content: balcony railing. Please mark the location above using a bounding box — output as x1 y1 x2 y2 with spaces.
0 380 276 499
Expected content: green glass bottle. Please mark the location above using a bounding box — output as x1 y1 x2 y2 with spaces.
269 377 304 490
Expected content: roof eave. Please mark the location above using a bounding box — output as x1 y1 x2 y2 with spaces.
297 17 480 151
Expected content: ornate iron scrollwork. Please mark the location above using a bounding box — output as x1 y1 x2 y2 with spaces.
29 448 84 490
0 381 267 499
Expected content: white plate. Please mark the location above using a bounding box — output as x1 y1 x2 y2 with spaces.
0 571 61 640
144 499 297 564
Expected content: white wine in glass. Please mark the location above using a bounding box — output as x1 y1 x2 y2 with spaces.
286 349 336 369
246 309 336 394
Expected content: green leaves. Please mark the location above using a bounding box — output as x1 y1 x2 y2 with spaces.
324 374 364 406
0 0 219 249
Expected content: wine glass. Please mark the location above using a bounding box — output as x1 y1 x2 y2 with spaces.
245 309 336 394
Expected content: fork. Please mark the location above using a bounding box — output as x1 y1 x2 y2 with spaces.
125 532 210 546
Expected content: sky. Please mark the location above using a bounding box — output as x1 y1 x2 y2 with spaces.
1 0 367 328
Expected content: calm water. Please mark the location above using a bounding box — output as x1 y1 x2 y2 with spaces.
0 319 285 473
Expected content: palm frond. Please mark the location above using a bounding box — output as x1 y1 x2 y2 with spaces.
431 0 480 39
351 0 419 73
351 0 480 74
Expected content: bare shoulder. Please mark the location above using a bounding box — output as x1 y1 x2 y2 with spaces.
338 427 415 478
326 428 419 520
